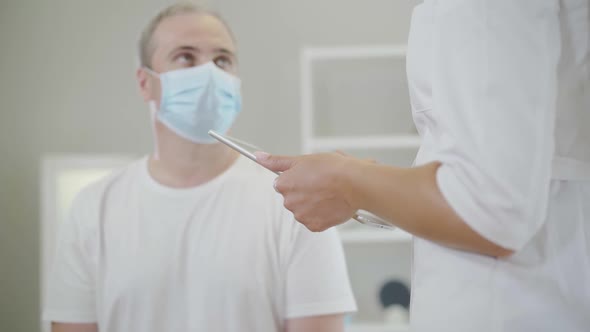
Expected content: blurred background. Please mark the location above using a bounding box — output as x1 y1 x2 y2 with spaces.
0 0 421 330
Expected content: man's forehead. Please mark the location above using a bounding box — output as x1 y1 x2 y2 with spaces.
153 13 235 51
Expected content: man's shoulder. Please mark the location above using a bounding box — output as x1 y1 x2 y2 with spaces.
71 158 143 211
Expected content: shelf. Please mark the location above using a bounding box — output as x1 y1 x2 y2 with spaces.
338 227 412 244
303 45 407 61
347 323 410 332
308 135 421 151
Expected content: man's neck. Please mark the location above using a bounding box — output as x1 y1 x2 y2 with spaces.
147 127 239 189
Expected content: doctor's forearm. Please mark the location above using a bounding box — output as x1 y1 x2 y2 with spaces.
348 161 513 257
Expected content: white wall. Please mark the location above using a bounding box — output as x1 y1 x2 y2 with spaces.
0 0 419 330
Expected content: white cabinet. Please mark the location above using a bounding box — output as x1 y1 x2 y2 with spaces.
300 45 416 330
39 155 133 332
347 323 411 332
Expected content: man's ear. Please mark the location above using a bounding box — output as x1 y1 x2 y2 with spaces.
136 67 152 102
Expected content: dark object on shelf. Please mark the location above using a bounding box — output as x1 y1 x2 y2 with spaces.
379 280 411 309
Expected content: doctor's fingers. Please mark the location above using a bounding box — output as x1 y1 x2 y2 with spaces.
282 197 328 232
273 173 296 195
255 152 299 173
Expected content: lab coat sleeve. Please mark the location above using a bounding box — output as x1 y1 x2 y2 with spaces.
43 192 97 323
431 0 561 250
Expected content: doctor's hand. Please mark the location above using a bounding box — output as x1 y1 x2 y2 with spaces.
254 151 371 232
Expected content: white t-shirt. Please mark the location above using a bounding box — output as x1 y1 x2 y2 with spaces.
43 156 356 332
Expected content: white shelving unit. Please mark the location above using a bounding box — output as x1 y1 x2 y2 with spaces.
347 323 411 332
300 45 415 330
311 135 421 151
339 227 412 244
300 44 418 244
301 45 420 154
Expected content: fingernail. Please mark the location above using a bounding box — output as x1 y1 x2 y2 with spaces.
254 151 270 161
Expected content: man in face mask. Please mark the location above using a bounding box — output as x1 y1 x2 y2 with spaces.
43 4 356 332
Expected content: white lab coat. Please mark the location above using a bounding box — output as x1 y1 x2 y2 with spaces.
407 0 590 331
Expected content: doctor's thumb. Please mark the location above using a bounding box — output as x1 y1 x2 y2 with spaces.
254 152 297 173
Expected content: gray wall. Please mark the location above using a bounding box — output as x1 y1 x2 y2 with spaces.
1 1 173 330
0 0 418 330
214 0 419 152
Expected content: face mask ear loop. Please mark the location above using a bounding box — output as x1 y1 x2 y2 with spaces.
143 66 160 77
149 101 161 161
143 67 162 160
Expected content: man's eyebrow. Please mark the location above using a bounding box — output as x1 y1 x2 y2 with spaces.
214 48 236 56
167 46 236 57
167 45 199 57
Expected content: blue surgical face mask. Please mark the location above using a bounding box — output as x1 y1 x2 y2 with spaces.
145 62 242 144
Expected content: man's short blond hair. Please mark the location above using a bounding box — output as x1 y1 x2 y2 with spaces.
138 2 235 68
